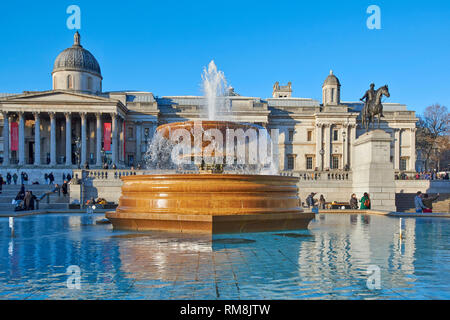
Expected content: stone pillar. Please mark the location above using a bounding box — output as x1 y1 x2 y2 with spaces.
315 123 323 169
410 128 416 172
394 129 401 170
135 121 142 164
2 112 10 166
96 113 102 167
80 112 87 166
33 112 41 165
65 112 72 166
18 112 25 165
119 118 124 163
111 113 118 166
343 124 349 168
349 124 356 169
352 130 396 211
324 124 331 170
49 112 56 166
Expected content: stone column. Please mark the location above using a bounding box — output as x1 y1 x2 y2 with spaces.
111 113 118 166
119 118 124 163
96 113 102 167
49 112 56 166
410 128 416 172
18 112 25 165
2 112 10 166
394 129 401 170
80 112 87 166
324 124 331 170
315 123 323 169
33 112 41 166
343 124 349 169
135 121 142 164
350 124 356 169
65 112 72 166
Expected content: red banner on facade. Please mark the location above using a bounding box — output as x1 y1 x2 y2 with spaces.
10 122 18 151
104 123 111 151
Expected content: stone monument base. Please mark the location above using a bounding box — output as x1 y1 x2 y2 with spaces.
352 129 396 212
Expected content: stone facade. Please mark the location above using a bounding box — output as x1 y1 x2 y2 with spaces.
0 33 418 174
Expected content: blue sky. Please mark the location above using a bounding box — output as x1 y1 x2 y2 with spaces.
0 0 449 115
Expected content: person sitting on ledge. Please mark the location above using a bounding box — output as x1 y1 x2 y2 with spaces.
360 193 371 210
349 194 358 209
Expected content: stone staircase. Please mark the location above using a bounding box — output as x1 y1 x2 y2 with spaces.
0 184 69 212
395 193 450 213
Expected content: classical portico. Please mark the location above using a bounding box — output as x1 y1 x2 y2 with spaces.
0 91 126 168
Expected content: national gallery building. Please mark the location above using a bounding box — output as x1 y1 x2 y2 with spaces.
0 32 418 173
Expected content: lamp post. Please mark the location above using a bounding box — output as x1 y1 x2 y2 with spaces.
320 149 325 171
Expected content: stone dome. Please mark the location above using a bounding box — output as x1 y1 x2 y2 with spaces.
323 70 340 87
52 32 102 78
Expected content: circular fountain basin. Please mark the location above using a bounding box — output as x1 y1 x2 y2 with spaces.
106 174 314 234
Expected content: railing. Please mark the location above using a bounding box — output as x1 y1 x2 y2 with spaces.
73 169 151 181
281 170 352 181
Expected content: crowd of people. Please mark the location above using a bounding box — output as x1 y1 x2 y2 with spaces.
396 171 449 180
304 192 372 210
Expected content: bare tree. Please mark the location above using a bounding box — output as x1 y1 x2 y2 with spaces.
416 104 449 171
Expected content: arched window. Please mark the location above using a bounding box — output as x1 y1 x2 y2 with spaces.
67 75 73 89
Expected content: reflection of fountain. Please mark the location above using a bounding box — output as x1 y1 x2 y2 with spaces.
106 61 314 234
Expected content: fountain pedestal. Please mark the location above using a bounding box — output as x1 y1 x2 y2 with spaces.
106 174 314 234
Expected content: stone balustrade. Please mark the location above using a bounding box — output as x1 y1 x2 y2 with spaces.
281 170 352 181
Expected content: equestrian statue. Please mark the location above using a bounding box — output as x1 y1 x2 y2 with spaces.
360 83 390 131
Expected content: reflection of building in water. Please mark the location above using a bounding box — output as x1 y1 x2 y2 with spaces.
0 215 127 297
298 215 416 290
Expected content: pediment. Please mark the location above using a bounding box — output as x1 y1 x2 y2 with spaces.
0 90 116 104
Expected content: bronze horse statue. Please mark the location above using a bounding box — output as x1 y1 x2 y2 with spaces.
361 85 390 131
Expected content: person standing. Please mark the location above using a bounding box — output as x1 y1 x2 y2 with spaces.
44 173 48 184
62 180 68 197
12 172 18 185
422 193 440 213
319 195 326 209
306 193 317 208
48 172 54 185
6 172 11 185
414 191 427 213
360 193 371 209
0 174 3 194
349 194 358 209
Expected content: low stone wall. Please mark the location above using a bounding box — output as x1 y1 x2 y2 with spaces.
395 180 450 194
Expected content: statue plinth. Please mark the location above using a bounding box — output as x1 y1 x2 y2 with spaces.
352 130 396 211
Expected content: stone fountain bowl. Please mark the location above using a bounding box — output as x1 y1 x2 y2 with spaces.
106 174 314 234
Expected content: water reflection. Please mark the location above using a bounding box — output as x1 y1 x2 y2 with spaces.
0 213 448 299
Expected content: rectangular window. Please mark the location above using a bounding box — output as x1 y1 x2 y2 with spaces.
331 88 335 102
306 156 313 170
332 155 339 169
400 158 408 171
307 130 312 142
333 130 338 141
127 127 134 139
287 156 295 170
288 129 294 142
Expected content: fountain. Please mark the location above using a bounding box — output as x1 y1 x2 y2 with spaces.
105 61 314 233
